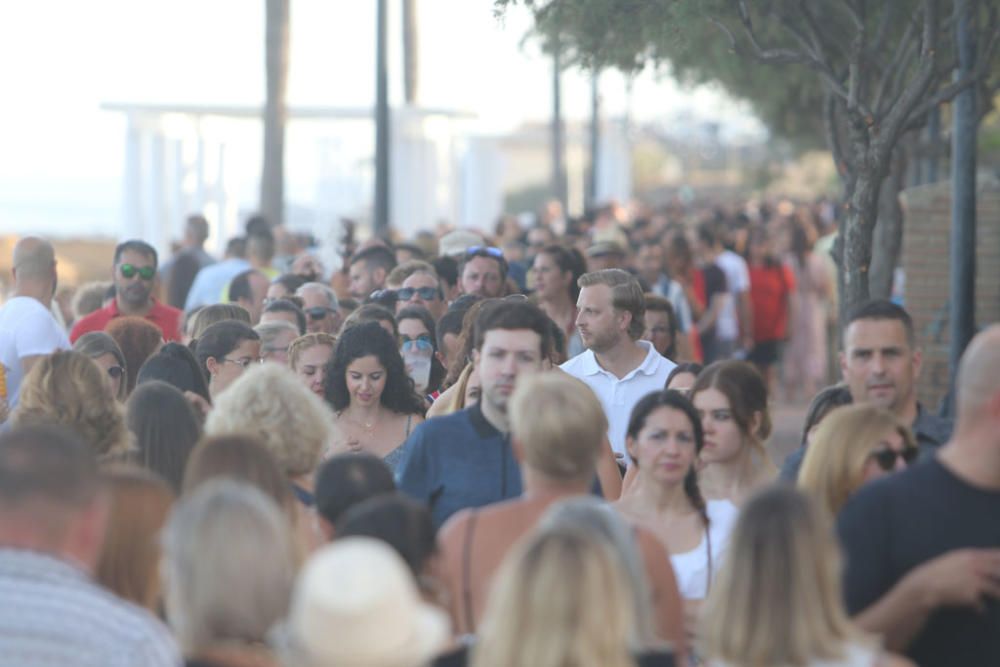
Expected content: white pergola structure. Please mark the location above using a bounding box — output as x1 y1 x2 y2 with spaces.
101 102 478 260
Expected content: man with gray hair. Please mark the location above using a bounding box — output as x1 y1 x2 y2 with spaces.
560 269 676 459
296 282 342 335
0 424 179 665
0 237 70 412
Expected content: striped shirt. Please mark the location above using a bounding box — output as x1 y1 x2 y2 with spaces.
0 549 180 667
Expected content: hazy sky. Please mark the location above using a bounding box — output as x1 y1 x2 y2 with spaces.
0 0 760 235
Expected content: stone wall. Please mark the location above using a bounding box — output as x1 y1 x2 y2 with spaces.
899 179 1000 410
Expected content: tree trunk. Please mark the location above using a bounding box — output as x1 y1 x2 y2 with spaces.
869 142 908 299
261 0 289 226
840 163 885 324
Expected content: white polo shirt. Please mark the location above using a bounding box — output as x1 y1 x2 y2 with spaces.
560 340 676 458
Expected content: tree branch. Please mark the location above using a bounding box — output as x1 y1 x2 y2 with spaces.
834 0 865 32
869 3 896 59
824 92 853 181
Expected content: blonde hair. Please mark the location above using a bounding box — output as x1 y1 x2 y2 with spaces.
288 332 337 372
701 486 872 666
189 303 252 342
578 269 646 340
509 372 607 482
204 363 333 477
473 525 638 667
798 404 915 517
162 479 295 654
14 350 132 457
96 466 174 612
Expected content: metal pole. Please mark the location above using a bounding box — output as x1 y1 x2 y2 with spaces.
374 0 391 237
949 0 977 385
588 68 600 209
551 45 567 211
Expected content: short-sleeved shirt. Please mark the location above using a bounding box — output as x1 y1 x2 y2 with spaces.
0 296 71 408
837 457 1000 666
397 403 522 528
184 258 251 310
650 274 693 333
70 299 182 343
0 549 180 667
748 263 795 343
714 250 749 341
560 340 676 457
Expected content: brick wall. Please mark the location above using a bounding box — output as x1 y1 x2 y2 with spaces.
900 179 1000 410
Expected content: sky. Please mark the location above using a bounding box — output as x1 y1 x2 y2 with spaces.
0 0 763 237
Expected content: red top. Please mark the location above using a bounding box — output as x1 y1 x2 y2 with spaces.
70 299 182 344
749 263 795 343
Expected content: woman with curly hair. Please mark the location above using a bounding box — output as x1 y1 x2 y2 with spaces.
324 321 425 471
14 350 132 458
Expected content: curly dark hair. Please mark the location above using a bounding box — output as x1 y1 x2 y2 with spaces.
323 321 425 416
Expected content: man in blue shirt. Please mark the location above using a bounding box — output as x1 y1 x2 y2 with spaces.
397 300 550 527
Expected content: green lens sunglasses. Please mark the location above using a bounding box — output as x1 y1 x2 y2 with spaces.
120 264 156 280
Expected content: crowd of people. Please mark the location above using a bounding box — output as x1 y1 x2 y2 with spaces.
1 200 998 667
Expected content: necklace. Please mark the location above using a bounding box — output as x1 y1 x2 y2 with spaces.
347 406 381 433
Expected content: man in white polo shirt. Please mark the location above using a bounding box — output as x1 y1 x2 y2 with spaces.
561 269 676 459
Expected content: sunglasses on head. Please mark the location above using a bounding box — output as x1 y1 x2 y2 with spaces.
306 307 336 321
466 245 504 259
870 446 919 472
397 286 439 301
119 264 156 280
107 365 124 379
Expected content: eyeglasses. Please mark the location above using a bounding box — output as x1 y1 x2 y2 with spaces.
107 365 124 379
306 307 337 321
466 246 504 259
369 289 397 301
397 286 440 301
869 446 919 472
401 335 434 352
119 264 156 280
222 357 264 369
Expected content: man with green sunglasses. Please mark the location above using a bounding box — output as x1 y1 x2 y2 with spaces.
70 240 182 344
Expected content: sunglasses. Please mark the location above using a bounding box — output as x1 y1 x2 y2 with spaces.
869 446 919 472
466 246 504 259
222 356 264 369
119 264 156 280
401 335 434 352
397 286 439 301
306 307 336 321
107 365 124 379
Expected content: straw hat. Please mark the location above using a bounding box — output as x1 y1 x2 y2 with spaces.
279 537 449 667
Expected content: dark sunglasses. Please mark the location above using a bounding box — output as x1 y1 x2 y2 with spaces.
466 245 504 259
119 264 156 280
107 365 124 379
306 307 336 321
870 446 919 472
397 286 439 301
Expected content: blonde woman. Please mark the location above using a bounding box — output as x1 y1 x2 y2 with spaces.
205 363 336 551
162 480 295 667
473 524 646 667
14 350 132 458
690 361 777 505
700 486 912 667
797 404 916 517
288 332 336 398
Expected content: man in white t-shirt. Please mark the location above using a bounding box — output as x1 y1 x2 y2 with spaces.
561 269 675 458
0 237 71 411
696 223 752 357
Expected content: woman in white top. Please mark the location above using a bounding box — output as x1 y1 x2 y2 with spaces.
616 390 738 632
701 486 912 667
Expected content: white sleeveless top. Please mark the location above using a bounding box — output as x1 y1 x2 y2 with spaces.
710 641 879 667
669 499 739 600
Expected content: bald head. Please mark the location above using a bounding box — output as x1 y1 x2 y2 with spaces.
956 325 1000 424
12 237 56 283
